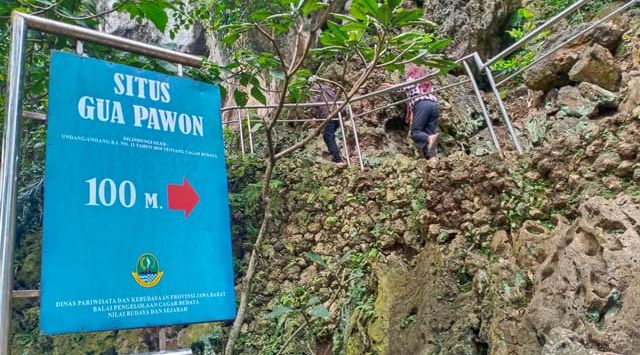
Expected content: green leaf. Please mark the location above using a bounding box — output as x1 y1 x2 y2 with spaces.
139 3 169 32
427 38 452 53
262 305 293 319
389 31 421 43
302 0 327 15
219 86 228 101
517 8 534 20
250 9 273 21
119 3 143 20
304 252 328 268
223 31 240 46
251 86 267 105
349 2 367 20
387 0 402 10
360 0 380 16
233 89 248 107
378 3 391 26
327 21 348 41
239 73 253 86
307 304 330 320
392 9 422 27
332 13 358 23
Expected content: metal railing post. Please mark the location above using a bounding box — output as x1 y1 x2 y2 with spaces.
462 60 503 158
0 13 27 353
158 327 167 351
474 53 523 154
347 104 365 170
75 40 84 56
17 12 202 67
337 113 351 166
236 109 245 155
246 110 254 154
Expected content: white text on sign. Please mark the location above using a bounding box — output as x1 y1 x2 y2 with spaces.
76 73 205 137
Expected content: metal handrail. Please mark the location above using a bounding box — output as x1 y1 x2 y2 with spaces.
484 0 590 68
462 61 503 157
352 79 471 119
474 53 523 153
220 71 440 111
24 0 636 160
496 0 639 87
17 12 203 67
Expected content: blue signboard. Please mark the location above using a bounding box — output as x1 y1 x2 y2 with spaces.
41 52 236 334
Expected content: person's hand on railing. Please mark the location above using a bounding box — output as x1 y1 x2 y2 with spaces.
309 118 319 128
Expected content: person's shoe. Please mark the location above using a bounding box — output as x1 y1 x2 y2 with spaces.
426 133 439 158
336 161 347 168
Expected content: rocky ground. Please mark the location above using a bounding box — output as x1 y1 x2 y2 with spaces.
225 5 640 354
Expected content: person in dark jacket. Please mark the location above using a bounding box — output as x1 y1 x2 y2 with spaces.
309 81 344 164
381 65 440 161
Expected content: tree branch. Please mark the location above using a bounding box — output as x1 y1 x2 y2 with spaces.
54 3 124 21
256 25 289 73
375 40 419 68
224 158 276 355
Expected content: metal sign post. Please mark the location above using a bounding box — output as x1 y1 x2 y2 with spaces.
0 12 27 352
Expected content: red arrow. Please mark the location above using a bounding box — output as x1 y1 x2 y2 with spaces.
168 178 199 218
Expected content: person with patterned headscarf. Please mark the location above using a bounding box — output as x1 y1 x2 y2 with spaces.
381 65 440 161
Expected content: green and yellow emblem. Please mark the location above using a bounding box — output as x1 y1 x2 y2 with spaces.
132 253 164 287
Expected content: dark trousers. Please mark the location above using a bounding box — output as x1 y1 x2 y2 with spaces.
323 120 342 162
411 100 439 151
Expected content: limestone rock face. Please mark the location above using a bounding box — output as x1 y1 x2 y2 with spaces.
96 0 208 55
622 76 640 116
569 44 621 91
632 27 640 70
436 75 483 140
524 22 623 91
422 0 521 59
524 48 580 91
541 328 622 355
525 195 640 354
557 83 619 118
359 195 640 355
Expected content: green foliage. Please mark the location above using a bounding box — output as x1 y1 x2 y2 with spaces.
500 161 547 230
491 7 547 78
206 0 455 107
454 266 473 293
117 0 176 32
317 0 454 72
263 305 294 319
505 8 535 41
536 0 615 24
492 0 617 79
259 286 331 354
400 313 416 330
332 248 377 353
